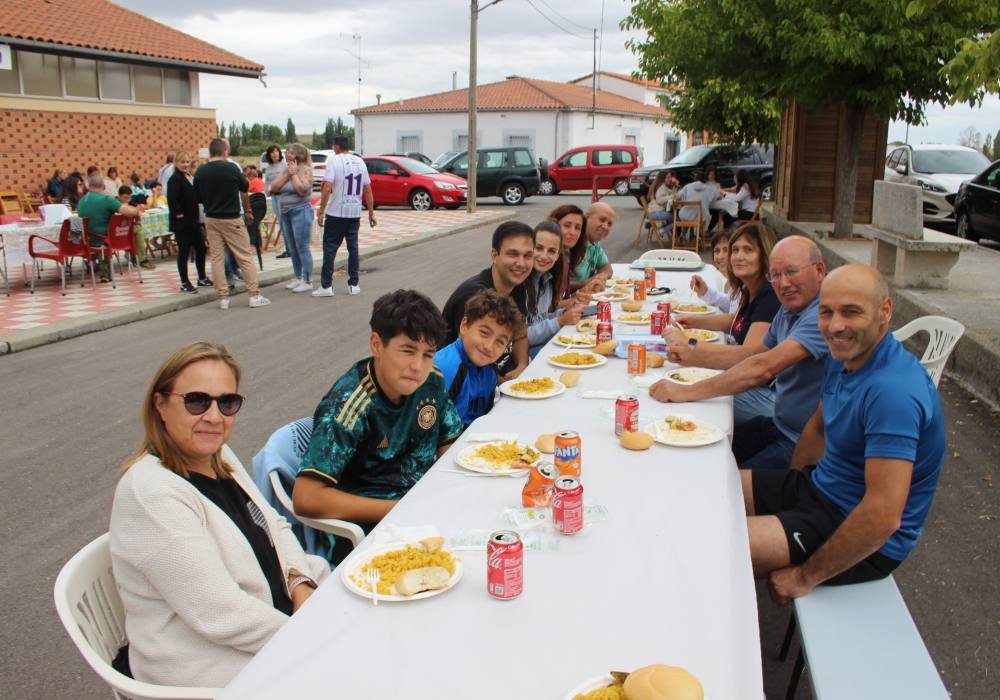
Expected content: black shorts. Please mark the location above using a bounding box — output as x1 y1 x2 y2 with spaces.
751 467 902 586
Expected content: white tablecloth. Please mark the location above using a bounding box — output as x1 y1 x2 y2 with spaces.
220 265 762 700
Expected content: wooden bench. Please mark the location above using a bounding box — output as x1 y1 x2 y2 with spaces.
781 575 948 699
868 226 976 289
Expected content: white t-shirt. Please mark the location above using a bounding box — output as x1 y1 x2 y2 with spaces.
323 153 370 219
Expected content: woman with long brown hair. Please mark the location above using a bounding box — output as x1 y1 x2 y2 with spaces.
547 203 593 301
110 342 328 687
524 220 584 356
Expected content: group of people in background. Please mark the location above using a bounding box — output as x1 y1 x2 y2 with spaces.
646 166 761 237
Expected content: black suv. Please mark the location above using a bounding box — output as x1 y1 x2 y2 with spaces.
628 144 774 202
435 147 547 205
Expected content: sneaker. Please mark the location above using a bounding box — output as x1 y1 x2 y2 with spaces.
180 282 197 294
348 285 361 295
249 294 271 308
197 278 213 287
311 287 335 298
219 298 231 310
284 277 302 290
276 251 290 259
292 280 313 293
139 260 156 270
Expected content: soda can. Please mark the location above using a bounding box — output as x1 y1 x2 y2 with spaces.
627 343 647 375
487 530 523 599
597 321 614 344
553 431 582 477
633 280 647 301
657 301 672 326
596 300 612 322
552 476 584 535
644 267 657 290
650 310 666 335
521 462 558 507
615 393 640 436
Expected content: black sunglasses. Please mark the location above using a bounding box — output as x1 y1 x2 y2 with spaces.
161 391 244 416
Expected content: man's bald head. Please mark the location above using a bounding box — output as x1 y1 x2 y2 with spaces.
768 235 826 313
819 264 893 370
771 235 822 264
585 202 616 242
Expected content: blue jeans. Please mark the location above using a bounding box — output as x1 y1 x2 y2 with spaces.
732 415 796 470
733 384 776 426
649 210 673 224
280 203 315 283
321 215 360 288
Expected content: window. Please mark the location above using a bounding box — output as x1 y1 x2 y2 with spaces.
62 57 98 98
0 49 18 94
513 150 533 167
400 134 420 153
735 147 758 166
456 134 469 150
367 159 401 176
663 138 680 162
20 52 60 96
481 151 509 169
985 165 1000 188
134 65 163 103
562 151 586 167
99 61 131 100
886 149 901 170
453 153 469 169
625 134 637 146
594 150 614 165
506 134 531 148
897 149 909 170
692 131 705 146
619 150 634 164
163 69 190 105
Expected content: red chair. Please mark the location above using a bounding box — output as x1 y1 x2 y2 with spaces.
93 214 143 288
28 218 99 294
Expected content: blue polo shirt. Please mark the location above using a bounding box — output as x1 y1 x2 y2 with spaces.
811 333 945 561
434 338 497 427
761 296 828 441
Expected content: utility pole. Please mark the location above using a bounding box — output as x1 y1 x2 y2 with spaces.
467 0 503 214
591 28 597 130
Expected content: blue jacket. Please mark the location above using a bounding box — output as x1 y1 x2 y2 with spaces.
434 338 497 427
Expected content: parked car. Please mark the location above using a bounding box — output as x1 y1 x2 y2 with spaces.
884 144 991 225
432 151 461 169
381 152 433 166
309 149 336 189
540 144 640 196
954 159 1000 243
628 144 774 203
435 147 547 205
364 155 468 210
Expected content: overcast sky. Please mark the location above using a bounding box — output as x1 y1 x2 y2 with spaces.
118 0 999 149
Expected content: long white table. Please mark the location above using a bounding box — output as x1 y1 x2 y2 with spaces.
221 264 762 700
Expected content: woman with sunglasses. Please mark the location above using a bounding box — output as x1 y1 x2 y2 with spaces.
110 342 329 688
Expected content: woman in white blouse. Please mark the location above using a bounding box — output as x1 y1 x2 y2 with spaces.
110 342 329 688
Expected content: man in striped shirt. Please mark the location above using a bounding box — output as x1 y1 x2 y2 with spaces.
293 290 463 530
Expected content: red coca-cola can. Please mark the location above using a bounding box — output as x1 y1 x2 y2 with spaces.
627 343 647 375
552 476 584 535
650 310 666 335
596 300 612 322
633 280 647 301
644 267 657 290
487 530 523 599
657 302 672 325
615 393 639 436
597 321 613 344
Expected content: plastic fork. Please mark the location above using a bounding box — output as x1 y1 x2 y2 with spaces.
365 568 380 606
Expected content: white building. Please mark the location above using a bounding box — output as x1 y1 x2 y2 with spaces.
352 75 685 166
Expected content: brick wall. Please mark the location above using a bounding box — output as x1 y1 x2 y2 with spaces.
0 108 216 194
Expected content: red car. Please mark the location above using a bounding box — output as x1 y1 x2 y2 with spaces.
541 144 640 195
364 155 468 210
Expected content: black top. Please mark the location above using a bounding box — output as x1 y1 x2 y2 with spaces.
167 169 200 234
730 281 780 345
186 472 293 615
441 267 528 374
193 160 248 219
46 177 63 199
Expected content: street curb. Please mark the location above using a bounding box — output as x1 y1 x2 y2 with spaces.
767 214 1000 411
0 210 515 356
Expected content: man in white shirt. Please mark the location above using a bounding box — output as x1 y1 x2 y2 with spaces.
313 136 376 297
675 173 719 229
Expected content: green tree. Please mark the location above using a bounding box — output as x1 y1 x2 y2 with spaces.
984 133 994 161
217 122 225 139
285 118 297 143
624 0 994 237
323 118 336 149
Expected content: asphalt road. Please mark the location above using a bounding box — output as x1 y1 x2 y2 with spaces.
1 194 995 699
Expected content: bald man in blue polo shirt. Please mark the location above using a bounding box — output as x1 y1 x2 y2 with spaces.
743 265 945 602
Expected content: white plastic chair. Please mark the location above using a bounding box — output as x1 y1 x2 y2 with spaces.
636 248 703 270
53 533 221 700
269 471 365 548
892 315 965 387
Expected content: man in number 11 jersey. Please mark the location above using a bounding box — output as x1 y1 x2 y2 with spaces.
314 135 376 297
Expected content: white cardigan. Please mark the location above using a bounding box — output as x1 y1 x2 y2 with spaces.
109 446 330 688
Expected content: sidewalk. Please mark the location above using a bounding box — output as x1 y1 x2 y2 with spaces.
0 208 513 354
768 214 1000 409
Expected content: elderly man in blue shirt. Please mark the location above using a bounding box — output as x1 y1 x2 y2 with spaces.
742 264 945 600
651 235 829 470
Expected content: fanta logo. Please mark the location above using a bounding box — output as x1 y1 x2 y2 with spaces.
554 445 580 459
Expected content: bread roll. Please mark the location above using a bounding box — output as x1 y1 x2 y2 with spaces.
419 536 445 552
622 664 704 700
593 340 619 356
621 300 644 312
560 370 581 387
577 319 598 332
535 433 557 453
620 430 655 450
395 566 451 596
648 353 665 368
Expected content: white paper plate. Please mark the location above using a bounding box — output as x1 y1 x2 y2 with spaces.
682 329 721 343
341 544 464 602
668 300 717 315
553 333 598 348
562 675 711 700
615 314 651 325
644 418 725 447
455 441 540 474
606 277 641 287
662 367 723 385
592 291 631 302
499 377 567 399
547 352 608 370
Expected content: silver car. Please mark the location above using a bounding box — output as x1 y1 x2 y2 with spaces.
884 144 990 225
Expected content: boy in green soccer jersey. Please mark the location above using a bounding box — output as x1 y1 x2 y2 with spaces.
293 289 463 533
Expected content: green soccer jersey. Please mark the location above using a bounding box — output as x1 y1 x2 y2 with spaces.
299 358 463 501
